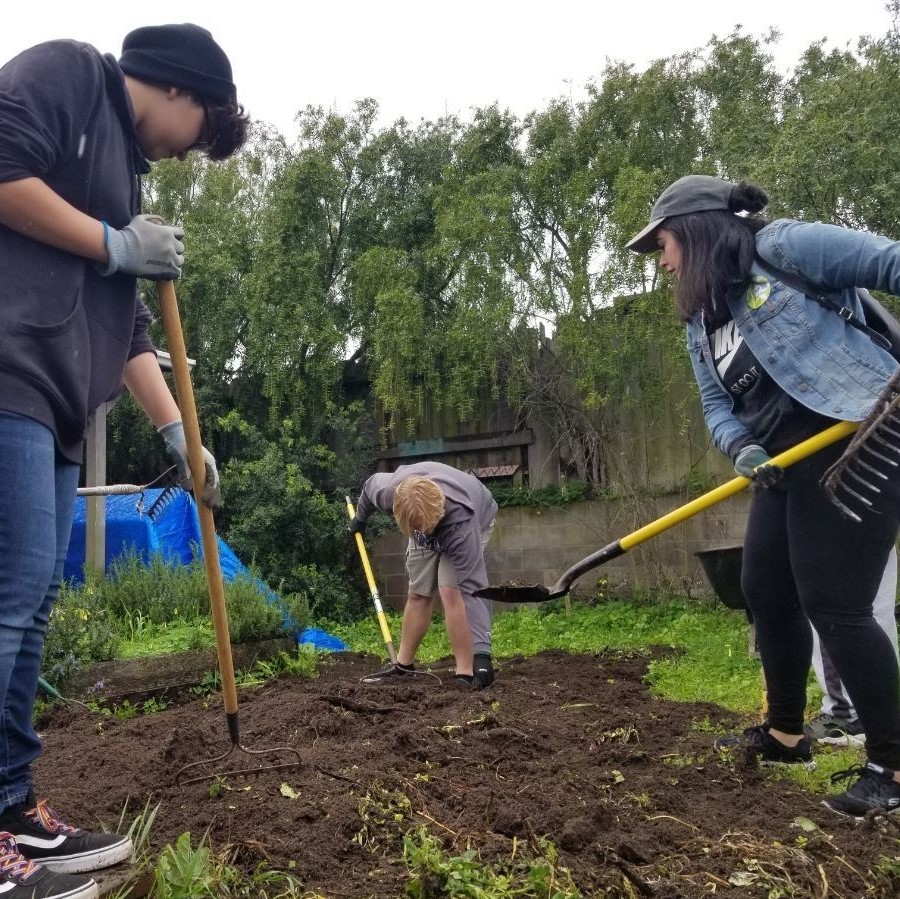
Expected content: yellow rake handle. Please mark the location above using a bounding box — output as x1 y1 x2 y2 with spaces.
346 497 397 663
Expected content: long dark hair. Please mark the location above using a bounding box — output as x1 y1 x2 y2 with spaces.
664 181 770 322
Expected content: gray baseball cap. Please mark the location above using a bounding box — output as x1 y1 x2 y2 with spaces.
625 175 736 253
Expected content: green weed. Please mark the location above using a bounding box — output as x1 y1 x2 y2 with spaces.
403 826 582 898
153 832 215 899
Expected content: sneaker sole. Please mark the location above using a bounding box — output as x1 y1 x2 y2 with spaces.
820 798 900 820
38 880 100 899
32 837 132 874
817 733 866 747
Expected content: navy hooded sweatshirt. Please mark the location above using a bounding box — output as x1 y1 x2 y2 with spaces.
0 39 155 463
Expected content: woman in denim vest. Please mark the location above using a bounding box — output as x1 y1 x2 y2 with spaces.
627 175 900 817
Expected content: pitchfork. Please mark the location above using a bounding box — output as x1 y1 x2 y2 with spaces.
156 281 302 787
823 369 900 522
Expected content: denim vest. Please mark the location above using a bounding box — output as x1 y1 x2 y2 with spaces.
686 219 900 460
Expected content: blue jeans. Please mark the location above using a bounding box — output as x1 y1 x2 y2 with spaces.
0 412 79 810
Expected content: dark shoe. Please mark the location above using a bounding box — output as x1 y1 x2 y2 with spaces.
361 661 415 684
714 723 815 768
0 831 98 898
0 794 131 874
453 674 475 688
823 762 900 818
473 653 494 690
804 713 866 746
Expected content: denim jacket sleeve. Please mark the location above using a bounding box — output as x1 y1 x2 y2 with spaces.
685 321 756 461
756 219 900 296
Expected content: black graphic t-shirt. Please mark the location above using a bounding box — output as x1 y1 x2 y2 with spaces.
706 304 834 456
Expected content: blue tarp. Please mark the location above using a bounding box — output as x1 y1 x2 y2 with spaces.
66 487 347 652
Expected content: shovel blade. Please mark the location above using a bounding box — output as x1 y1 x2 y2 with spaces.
474 584 556 603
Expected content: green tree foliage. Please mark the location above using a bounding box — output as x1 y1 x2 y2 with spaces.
102 16 900 612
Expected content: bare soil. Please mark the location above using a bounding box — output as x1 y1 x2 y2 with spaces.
35 650 900 897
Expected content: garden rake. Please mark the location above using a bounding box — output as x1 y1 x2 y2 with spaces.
156 280 302 787
345 497 397 663
823 369 900 522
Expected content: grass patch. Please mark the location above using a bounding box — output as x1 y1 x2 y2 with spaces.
118 617 215 659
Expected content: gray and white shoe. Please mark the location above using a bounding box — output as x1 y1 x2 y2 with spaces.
804 713 866 746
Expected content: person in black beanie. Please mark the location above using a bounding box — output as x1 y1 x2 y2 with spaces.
0 24 248 899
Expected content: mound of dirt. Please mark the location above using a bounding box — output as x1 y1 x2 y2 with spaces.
35 650 898 897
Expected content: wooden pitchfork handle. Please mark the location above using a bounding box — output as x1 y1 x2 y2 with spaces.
156 281 239 720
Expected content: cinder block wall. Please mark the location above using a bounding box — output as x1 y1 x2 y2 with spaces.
368 493 752 608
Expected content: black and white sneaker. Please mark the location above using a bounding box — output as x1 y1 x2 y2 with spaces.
0 794 131 874
361 661 416 683
823 762 900 818
714 723 815 768
0 831 97 898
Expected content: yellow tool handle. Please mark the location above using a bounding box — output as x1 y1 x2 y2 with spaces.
619 420 858 551
346 497 397 662
158 281 239 715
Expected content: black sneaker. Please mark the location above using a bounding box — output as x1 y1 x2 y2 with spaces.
453 674 475 688
804 713 866 746
714 723 815 768
823 762 900 818
0 831 97 898
0 794 131 874
361 661 415 683
473 653 494 690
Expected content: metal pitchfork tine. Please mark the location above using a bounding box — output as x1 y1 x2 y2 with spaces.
823 368 900 522
156 281 302 788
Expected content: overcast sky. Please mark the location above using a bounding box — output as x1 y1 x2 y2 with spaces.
3 1 895 136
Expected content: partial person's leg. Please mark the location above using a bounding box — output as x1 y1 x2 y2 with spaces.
435 521 495 683
789 443 900 771
0 414 68 810
811 548 897 728
436 586 474 676
5 454 79 793
741 483 811 739
397 591 435 665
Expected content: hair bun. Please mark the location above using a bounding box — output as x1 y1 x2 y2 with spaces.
730 181 769 214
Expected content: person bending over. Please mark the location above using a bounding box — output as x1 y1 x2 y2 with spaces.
350 461 497 689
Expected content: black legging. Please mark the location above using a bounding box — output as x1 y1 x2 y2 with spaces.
741 437 900 769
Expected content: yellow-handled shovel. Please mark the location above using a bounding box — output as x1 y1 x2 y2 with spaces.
346 496 397 663
476 420 859 603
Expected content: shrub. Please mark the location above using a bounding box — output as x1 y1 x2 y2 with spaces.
224 576 284 644
291 563 369 623
43 572 120 686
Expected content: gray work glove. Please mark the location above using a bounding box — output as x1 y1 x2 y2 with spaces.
734 444 784 488
158 420 221 510
100 214 185 279
348 515 366 536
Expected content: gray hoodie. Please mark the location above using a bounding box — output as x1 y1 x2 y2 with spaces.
356 461 497 603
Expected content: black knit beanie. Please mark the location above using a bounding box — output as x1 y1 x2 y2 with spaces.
119 23 236 104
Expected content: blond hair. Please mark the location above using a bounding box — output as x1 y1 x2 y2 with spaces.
393 477 445 537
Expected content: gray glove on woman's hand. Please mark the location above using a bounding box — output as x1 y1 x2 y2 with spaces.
100 214 185 279
734 444 784 488
158 420 221 510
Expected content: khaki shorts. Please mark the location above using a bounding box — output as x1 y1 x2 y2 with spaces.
406 520 495 596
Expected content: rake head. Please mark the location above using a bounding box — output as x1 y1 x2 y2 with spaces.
822 369 900 522
175 713 302 787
